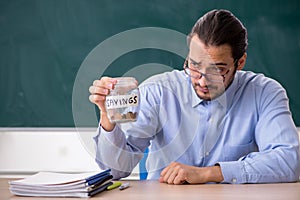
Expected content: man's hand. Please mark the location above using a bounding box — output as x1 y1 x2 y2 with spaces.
159 162 224 184
89 77 117 131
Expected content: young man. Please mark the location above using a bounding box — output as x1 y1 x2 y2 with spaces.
89 9 300 184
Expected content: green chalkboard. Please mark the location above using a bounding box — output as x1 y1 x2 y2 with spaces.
0 0 299 127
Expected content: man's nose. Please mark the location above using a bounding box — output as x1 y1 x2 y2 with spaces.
197 74 208 86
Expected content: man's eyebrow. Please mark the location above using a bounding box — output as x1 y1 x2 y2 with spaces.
214 62 228 66
189 57 201 65
189 57 228 67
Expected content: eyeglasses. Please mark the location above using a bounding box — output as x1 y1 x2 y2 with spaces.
183 58 236 83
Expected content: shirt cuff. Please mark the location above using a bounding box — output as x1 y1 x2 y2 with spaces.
218 161 247 184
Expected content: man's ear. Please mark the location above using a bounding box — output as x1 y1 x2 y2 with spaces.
237 53 247 70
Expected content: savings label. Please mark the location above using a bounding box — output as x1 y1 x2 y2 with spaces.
106 94 139 109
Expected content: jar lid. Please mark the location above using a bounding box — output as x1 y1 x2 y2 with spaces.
115 77 138 87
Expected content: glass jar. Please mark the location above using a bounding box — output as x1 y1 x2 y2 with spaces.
105 77 139 123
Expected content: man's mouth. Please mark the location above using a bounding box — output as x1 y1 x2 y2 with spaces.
195 84 217 93
197 86 209 93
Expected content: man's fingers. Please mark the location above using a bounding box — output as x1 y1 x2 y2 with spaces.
160 162 181 184
88 77 118 112
167 170 179 184
160 162 189 185
173 169 187 185
89 85 109 96
89 94 105 102
93 77 117 89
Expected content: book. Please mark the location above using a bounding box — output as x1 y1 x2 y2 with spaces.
9 169 113 198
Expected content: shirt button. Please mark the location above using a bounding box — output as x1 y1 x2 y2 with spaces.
232 178 237 183
205 152 210 156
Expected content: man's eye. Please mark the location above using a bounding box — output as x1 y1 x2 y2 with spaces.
217 68 228 73
191 61 198 66
208 67 225 74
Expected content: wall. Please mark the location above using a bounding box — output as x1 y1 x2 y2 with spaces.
0 128 139 178
1 0 300 127
0 128 298 178
1 0 299 178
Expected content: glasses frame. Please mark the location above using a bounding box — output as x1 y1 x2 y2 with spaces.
183 58 237 83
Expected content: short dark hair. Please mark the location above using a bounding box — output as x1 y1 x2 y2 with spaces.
188 9 248 62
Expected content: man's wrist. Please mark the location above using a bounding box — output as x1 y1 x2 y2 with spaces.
100 112 115 132
205 165 224 183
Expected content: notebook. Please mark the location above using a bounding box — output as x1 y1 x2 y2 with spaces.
9 169 113 198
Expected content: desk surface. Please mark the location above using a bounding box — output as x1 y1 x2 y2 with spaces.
1 178 300 200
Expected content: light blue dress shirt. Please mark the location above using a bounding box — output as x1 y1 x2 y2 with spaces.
94 70 300 184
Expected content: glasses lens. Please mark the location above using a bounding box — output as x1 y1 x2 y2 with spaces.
185 68 222 82
185 68 196 77
205 74 223 82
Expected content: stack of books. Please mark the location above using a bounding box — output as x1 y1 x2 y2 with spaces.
9 169 113 198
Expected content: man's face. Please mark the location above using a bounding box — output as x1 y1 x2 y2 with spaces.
188 35 239 101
